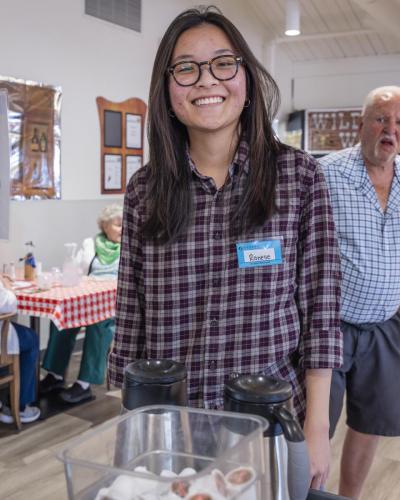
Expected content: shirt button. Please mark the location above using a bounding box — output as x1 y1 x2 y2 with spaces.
212 277 221 287
210 318 218 327
213 231 222 240
209 360 217 370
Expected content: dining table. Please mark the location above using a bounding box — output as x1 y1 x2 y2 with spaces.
13 276 117 334
11 276 118 408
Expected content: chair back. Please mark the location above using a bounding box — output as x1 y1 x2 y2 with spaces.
0 313 15 364
0 312 21 430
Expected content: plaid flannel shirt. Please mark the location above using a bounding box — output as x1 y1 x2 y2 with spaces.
109 142 342 422
319 145 400 324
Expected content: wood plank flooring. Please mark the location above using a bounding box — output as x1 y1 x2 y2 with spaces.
0 353 399 499
326 412 400 499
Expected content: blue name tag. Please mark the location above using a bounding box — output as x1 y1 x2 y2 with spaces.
236 239 283 268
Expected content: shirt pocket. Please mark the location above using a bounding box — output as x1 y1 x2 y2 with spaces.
239 264 294 302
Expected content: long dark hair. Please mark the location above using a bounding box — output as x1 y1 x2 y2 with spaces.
143 6 282 242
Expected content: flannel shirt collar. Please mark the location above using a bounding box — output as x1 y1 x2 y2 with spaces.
185 138 250 181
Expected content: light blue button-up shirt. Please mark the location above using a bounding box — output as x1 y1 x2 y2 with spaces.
320 144 400 324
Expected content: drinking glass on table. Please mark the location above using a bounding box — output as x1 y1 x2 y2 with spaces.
36 272 53 290
2 263 16 280
51 267 62 286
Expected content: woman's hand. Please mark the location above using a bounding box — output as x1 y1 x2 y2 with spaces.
304 418 330 489
304 368 332 489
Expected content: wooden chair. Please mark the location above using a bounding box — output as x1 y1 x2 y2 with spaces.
0 313 21 430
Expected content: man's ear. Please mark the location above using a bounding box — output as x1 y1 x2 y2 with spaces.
358 118 364 135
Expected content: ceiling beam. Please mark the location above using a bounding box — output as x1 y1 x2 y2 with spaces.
351 0 400 40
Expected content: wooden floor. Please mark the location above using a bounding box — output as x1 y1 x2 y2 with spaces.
326 414 400 499
0 354 399 500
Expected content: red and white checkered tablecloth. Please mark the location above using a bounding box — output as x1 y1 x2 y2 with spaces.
15 277 117 330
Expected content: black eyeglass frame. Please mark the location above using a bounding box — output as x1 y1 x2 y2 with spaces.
168 55 244 87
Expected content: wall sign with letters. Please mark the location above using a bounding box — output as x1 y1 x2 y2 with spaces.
305 108 362 155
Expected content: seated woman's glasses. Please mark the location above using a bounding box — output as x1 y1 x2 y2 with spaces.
168 55 243 87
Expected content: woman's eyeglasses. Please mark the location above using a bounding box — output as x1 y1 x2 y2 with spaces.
168 55 243 87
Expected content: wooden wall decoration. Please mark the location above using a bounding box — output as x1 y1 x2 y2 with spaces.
305 108 362 155
0 75 62 199
96 97 147 194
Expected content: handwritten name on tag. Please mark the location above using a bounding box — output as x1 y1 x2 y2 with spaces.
236 239 283 268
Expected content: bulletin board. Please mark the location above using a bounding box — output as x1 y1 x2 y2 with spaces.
96 97 147 194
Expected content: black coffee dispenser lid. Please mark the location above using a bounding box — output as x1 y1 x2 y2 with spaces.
124 359 187 385
224 374 292 404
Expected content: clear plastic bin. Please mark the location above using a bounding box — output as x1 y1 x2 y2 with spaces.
59 404 268 499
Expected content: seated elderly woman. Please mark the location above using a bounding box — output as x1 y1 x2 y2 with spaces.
39 204 122 404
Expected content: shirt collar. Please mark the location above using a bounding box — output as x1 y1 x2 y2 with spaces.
336 143 367 189
336 144 400 215
186 138 250 181
394 154 400 181
337 143 400 189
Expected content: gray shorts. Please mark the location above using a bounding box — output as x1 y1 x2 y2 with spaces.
329 312 400 437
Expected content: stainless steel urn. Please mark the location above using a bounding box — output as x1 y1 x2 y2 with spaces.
224 374 310 500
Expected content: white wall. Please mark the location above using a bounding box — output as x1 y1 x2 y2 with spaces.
275 49 400 119
0 0 266 269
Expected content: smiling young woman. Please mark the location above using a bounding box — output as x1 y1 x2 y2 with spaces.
167 24 247 189
109 6 343 490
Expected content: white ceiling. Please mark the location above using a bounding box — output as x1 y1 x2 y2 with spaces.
248 0 400 62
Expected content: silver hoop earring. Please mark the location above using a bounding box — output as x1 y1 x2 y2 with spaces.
168 108 176 118
243 99 251 108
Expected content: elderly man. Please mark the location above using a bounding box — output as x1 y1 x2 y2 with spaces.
319 86 400 499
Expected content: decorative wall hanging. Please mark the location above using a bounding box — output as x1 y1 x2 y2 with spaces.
0 75 62 199
96 97 147 194
305 107 362 155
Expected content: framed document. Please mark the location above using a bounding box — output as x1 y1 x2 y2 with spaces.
97 97 147 194
126 155 142 185
104 110 122 148
126 113 142 149
104 154 122 190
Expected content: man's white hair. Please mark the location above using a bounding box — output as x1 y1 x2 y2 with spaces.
362 85 400 116
97 204 123 231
